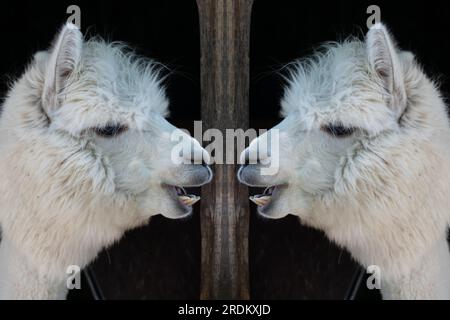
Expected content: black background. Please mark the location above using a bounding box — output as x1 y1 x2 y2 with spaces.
0 0 200 122
0 0 449 299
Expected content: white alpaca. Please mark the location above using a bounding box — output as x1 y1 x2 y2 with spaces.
239 23 450 299
0 23 212 299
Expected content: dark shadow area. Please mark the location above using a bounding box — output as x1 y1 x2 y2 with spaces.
91 210 201 299
249 213 359 299
250 0 450 299
0 0 200 299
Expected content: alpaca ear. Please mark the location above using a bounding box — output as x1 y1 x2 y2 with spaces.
42 23 83 117
366 23 407 116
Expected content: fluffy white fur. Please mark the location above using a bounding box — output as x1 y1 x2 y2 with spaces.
239 23 450 299
0 23 211 299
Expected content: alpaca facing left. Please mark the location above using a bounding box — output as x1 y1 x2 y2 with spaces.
0 23 212 299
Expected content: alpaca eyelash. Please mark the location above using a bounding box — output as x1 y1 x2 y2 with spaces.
321 124 356 138
93 124 128 138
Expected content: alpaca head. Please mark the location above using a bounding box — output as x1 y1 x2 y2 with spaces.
6 23 212 220
239 23 432 220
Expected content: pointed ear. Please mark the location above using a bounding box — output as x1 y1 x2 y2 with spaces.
366 23 407 116
42 23 83 117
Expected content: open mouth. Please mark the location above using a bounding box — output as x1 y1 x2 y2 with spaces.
249 186 277 208
173 186 201 207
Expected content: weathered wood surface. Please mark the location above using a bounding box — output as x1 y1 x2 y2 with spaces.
197 0 254 299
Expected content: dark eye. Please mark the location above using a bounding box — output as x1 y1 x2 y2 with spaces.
94 124 128 137
321 124 356 137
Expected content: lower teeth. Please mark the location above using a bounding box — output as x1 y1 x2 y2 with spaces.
249 195 272 206
178 195 201 206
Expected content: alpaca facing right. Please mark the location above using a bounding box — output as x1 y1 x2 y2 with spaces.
0 23 212 299
239 23 450 299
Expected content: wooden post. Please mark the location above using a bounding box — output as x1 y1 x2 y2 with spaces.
197 0 253 299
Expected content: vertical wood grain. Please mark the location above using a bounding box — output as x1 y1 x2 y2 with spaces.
197 0 253 299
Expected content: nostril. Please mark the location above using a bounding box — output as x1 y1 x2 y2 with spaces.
258 156 271 166
256 151 270 165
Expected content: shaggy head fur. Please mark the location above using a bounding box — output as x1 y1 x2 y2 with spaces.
0 23 211 296
239 23 450 298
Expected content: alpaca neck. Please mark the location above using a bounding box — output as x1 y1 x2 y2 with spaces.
0 238 67 299
381 237 450 300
